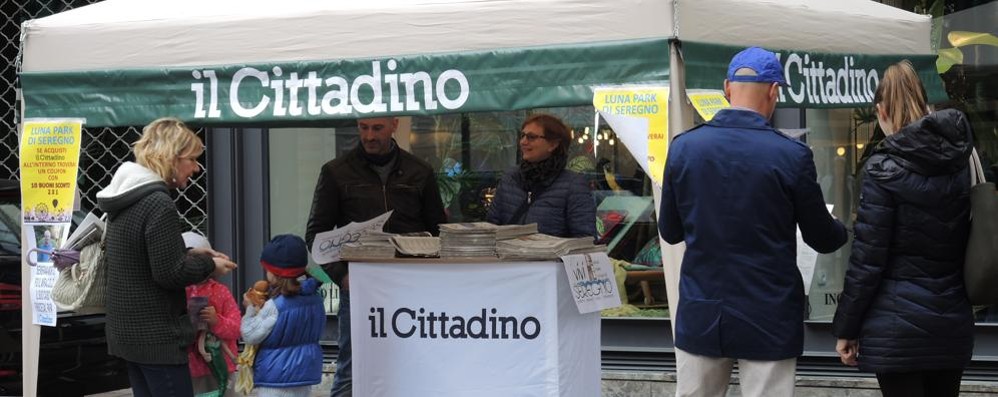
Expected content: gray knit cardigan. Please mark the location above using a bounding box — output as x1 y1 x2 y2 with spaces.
97 162 214 364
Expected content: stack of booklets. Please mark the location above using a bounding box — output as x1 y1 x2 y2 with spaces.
438 222 538 258
390 236 441 258
496 233 606 260
340 232 397 260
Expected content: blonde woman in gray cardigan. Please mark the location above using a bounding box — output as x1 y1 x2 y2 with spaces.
97 117 237 397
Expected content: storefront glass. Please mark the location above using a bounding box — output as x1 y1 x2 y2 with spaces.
267 107 666 319
807 0 998 323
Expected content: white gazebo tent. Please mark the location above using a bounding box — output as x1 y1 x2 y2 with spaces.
18 0 936 394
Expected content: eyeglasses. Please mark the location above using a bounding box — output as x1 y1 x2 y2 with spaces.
519 132 548 142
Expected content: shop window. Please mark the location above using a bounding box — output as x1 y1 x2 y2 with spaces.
267 107 666 319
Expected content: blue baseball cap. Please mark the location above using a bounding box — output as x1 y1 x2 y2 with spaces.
727 47 788 87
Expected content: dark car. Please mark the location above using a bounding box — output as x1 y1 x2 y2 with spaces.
0 179 129 396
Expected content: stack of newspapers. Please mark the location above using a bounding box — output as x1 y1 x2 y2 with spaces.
390 236 441 258
497 233 606 260
438 222 537 258
340 232 398 259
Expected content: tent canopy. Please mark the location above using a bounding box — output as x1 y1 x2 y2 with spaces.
21 0 930 72
19 0 936 126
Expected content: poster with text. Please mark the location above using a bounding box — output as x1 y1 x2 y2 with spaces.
19 119 84 224
20 118 83 327
593 86 669 187
687 89 730 121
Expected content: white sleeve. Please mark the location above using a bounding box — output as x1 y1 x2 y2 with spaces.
241 300 278 345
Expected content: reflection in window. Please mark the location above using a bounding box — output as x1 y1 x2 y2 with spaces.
406 108 665 318
268 108 666 319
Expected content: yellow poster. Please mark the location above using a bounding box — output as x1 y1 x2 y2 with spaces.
19 119 84 224
593 87 669 186
687 89 730 121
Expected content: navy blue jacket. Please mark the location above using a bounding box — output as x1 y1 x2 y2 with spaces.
659 109 847 360
487 167 596 239
254 278 326 387
832 109 974 372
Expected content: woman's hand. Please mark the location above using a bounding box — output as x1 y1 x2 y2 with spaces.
836 339 859 366
200 305 218 327
212 257 237 278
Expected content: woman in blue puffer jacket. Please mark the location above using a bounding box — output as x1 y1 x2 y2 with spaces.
487 114 596 239
832 60 974 397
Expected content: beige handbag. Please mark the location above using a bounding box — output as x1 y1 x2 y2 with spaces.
51 215 108 313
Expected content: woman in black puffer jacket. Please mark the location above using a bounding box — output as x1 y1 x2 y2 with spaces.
487 114 596 239
832 60 974 397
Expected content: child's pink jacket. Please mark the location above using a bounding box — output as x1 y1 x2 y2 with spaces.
186 279 240 377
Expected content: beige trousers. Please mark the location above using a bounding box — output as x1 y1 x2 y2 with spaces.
675 348 796 397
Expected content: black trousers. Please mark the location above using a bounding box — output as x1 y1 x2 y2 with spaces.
876 369 963 397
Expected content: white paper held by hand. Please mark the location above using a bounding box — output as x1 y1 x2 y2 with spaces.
311 211 393 264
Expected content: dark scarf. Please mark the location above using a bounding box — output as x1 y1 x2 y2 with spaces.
357 139 399 166
518 152 568 192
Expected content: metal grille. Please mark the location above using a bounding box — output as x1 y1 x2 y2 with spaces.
1 0 209 234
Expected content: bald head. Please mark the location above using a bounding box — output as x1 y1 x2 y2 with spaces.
724 79 780 119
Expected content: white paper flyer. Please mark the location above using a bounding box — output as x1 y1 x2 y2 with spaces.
561 252 622 314
311 211 393 264
30 263 58 326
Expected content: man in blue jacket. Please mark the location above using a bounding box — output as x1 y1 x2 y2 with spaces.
658 47 847 397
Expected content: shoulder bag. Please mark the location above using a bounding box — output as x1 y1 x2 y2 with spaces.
51 214 108 313
964 148 998 305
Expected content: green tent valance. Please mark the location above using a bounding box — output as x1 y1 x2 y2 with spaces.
20 38 670 127
681 41 946 108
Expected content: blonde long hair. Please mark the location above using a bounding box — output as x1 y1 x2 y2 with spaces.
874 60 928 133
132 117 204 182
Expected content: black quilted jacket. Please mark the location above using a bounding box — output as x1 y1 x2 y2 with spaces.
832 109 975 372
487 167 596 239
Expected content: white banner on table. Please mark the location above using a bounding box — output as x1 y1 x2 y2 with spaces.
351 261 599 397
561 252 621 314
310 210 392 263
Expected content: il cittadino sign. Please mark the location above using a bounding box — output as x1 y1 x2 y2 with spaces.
682 41 946 108
776 53 879 106
189 59 470 119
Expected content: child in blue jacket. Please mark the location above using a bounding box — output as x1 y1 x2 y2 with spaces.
241 234 325 397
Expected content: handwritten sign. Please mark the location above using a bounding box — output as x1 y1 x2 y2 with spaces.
30 261 58 326
311 211 393 264
560 252 622 314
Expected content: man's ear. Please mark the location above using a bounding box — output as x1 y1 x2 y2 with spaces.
723 79 731 99
769 83 780 101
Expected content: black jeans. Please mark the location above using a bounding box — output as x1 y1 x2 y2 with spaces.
876 369 963 397
126 361 194 397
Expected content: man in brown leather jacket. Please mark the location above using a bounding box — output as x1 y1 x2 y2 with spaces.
305 116 446 397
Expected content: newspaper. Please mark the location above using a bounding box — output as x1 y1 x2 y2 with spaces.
311 211 393 263
391 236 440 257
63 212 104 250
497 234 606 260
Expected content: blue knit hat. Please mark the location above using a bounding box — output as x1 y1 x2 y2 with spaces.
260 234 309 278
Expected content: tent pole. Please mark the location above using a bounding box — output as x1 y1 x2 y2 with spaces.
19 95 41 397
660 40 695 339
